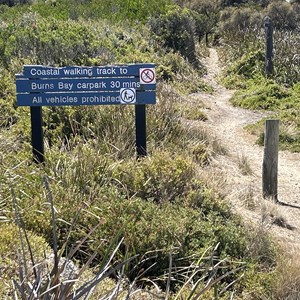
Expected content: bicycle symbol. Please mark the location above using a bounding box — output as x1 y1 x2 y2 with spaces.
140 68 156 84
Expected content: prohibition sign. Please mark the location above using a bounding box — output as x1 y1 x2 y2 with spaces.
120 88 136 104
140 68 156 84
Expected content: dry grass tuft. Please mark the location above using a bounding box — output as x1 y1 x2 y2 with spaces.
198 168 229 200
210 136 228 156
237 153 253 176
239 185 258 210
260 199 295 231
272 245 300 299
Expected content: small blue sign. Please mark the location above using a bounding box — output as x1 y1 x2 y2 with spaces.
19 64 155 78
16 78 155 93
17 91 156 106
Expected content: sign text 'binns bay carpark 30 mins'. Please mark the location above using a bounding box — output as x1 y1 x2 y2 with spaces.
16 64 156 106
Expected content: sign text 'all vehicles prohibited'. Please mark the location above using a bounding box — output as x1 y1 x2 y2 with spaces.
140 68 156 84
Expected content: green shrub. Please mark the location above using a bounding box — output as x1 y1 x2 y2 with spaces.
0 0 31 6
231 78 300 152
1 17 104 68
264 1 297 30
0 69 18 127
183 0 220 43
149 5 197 64
230 79 290 110
112 152 195 203
219 7 262 33
224 50 265 83
0 223 50 298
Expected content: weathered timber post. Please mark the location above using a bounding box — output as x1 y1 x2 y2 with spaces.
30 106 45 164
262 120 279 201
135 104 147 157
264 16 273 76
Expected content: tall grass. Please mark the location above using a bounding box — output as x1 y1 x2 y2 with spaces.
273 29 300 86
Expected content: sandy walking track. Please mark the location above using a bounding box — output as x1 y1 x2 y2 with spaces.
192 48 300 249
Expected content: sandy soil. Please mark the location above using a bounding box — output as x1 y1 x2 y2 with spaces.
190 48 300 250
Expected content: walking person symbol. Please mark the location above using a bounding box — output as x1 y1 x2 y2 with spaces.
120 88 136 104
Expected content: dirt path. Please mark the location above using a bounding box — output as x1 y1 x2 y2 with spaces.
193 48 300 248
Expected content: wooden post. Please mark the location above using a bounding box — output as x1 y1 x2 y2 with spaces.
135 104 147 157
264 16 273 76
262 120 279 201
30 106 44 164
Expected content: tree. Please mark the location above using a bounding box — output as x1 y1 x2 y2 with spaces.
265 1 297 30
0 0 31 5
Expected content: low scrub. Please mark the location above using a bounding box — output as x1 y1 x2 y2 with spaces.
0 1 291 298
231 78 300 152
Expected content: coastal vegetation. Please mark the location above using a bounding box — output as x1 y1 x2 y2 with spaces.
0 0 299 298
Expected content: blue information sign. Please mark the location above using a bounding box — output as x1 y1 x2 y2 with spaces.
16 78 155 93
17 91 156 106
19 64 155 78
16 64 156 106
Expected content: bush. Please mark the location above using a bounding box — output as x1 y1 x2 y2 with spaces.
0 69 18 127
0 0 31 6
229 50 265 79
0 223 50 298
230 79 290 110
1 17 104 68
112 152 195 203
264 1 297 30
236 79 300 152
219 7 262 33
149 5 197 64
182 0 220 43
3 145 250 284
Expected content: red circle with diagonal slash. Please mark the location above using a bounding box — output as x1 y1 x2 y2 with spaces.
140 69 155 84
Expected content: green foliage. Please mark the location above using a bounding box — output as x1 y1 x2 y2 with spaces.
11 0 173 22
0 11 207 150
150 5 197 64
230 79 290 110
0 69 18 127
222 50 265 89
272 29 300 86
0 0 31 6
112 152 195 203
0 223 50 298
0 0 286 297
0 16 104 68
218 26 264 85
239 80 300 152
184 0 220 42
0 138 268 292
219 8 300 152
265 1 298 30
233 50 264 78
219 11 300 87
219 6 262 33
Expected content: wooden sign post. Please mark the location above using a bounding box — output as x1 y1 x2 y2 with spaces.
30 106 44 164
135 105 147 157
264 16 273 76
262 119 279 201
